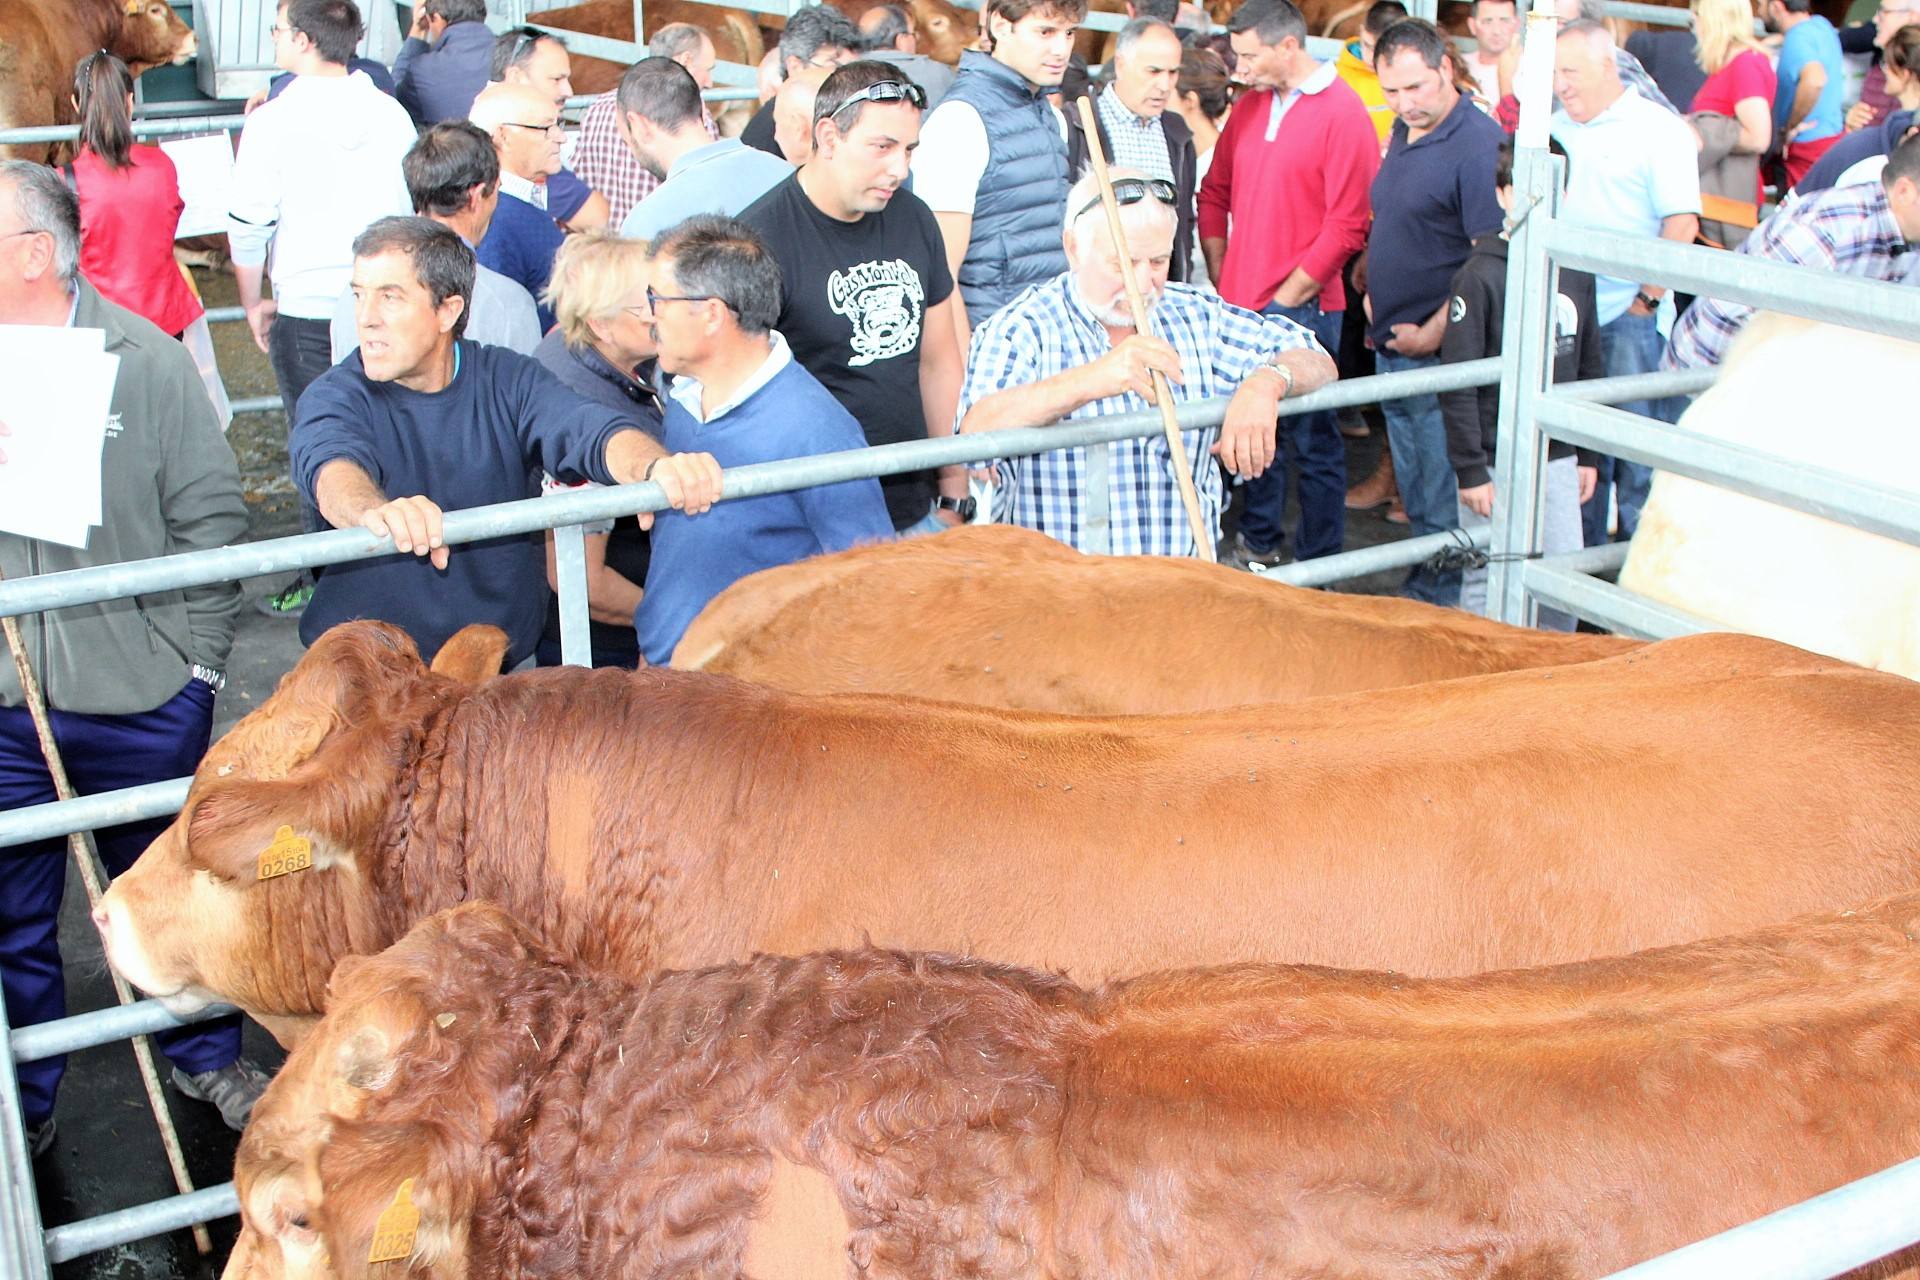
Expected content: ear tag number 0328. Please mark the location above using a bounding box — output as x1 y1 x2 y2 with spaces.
256 825 313 881
368 1177 421 1263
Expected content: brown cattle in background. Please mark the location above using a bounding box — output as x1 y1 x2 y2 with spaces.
534 0 764 94
99 621 1920 1046
832 0 978 62
673 525 1636 712
0 0 196 162
224 899 1920 1279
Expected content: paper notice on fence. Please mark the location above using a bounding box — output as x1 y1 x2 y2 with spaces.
0 327 119 548
161 134 237 239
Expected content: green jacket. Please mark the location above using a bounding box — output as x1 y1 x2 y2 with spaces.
0 278 247 715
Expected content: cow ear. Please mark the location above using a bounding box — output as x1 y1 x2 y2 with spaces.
429 626 509 684
184 783 341 883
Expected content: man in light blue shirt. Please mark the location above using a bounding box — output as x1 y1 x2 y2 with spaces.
1767 0 1847 187
1551 19 1699 545
615 59 795 241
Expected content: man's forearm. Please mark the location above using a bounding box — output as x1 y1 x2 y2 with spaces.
604 427 668 485
314 458 387 530
1785 71 1824 133
1276 347 1337 398
959 366 1096 435
920 309 968 497
1272 267 1324 308
1201 236 1226 288
234 263 266 311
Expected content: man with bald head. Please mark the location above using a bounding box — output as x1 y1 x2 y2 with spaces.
1551 18 1699 544
470 80 572 330
957 168 1336 556
859 3 957 106
772 66 830 162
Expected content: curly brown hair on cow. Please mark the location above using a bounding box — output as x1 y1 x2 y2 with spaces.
226 898 1920 1279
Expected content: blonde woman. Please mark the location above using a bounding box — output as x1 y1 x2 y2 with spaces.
534 230 659 668
1690 0 1776 245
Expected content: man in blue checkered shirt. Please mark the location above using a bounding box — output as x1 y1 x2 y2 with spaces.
1665 135 1920 370
956 168 1336 557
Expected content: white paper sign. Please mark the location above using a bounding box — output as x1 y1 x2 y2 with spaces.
161 134 238 240
0 328 120 548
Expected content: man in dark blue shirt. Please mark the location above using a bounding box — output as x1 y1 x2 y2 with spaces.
1363 19 1503 607
291 216 723 668
393 0 494 124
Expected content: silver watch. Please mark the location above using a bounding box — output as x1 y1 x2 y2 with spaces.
191 663 227 693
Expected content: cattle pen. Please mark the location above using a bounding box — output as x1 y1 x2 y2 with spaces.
6 0 1920 1275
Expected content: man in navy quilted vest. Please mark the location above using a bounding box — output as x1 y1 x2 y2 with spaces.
910 0 1088 348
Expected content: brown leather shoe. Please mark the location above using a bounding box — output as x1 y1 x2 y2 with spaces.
1345 455 1398 510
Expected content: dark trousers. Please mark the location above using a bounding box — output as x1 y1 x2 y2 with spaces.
0 681 242 1125
1238 302 1348 561
268 313 335 535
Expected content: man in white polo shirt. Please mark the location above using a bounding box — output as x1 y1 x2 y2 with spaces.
1550 18 1699 546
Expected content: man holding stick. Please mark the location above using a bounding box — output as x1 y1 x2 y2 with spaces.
957 168 1336 557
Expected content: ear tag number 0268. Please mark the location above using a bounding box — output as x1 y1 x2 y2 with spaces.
256 825 313 881
367 1177 421 1263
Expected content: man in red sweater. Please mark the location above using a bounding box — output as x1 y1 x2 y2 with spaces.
1199 0 1377 570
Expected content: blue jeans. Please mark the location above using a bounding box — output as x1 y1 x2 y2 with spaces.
0 680 243 1125
1239 303 1346 562
1375 348 1461 606
898 505 949 539
1584 311 1687 546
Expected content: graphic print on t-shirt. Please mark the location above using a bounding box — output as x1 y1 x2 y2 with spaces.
828 258 925 367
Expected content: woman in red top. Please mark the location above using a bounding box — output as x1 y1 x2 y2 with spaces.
1689 0 1777 157
69 51 203 337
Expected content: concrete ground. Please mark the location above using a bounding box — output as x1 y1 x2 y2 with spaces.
26 266 1421 1278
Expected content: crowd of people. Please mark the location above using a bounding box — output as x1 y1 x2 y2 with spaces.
0 0 1914 1153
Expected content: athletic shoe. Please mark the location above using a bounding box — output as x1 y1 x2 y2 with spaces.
255 580 313 618
171 1059 274 1132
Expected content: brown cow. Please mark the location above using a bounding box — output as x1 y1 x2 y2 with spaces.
0 0 197 162
673 525 1637 712
832 0 978 63
224 898 1920 1279
98 619 1920 1045
532 0 765 95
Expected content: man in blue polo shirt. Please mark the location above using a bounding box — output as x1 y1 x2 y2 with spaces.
617 59 796 241
636 215 892 664
1767 0 1847 188
1363 19 1503 607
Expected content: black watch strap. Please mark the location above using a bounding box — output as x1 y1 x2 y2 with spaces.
935 495 976 521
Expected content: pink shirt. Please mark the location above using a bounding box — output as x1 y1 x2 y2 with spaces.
73 145 202 336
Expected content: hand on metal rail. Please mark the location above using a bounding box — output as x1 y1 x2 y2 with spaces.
361 495 448 570
638 451 724 530
1213 389 1279 479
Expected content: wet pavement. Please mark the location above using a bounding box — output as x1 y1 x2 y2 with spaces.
23 266 1419 1277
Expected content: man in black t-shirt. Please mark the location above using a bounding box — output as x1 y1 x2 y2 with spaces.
741 60 972 535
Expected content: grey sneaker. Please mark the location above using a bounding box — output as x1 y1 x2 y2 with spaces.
171 1059 274 1131
24 1117 55 1160
1228 531 1286 572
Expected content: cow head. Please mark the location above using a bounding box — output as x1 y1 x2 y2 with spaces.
224 905 547 1280
97 622 508 1037
909 0 977 63
114 0 197 75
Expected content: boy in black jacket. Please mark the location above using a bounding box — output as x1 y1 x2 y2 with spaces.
1438 138 1600 631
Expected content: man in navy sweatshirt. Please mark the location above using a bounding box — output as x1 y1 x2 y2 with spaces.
291 216 723 669
636 215 893 664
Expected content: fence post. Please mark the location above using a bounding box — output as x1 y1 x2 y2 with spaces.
0 993 53 1280
553 522 594 668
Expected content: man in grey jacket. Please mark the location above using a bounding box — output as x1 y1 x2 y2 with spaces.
0 162 270 1158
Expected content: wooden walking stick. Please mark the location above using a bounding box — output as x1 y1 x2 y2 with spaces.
0 573 212 1257
1074 94 1217 563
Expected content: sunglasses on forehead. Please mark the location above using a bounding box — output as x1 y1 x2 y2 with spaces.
1072 176 1177 222
826 79 928 121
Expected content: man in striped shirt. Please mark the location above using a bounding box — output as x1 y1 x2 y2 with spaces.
1665 136 1920 369
956 169 1336 557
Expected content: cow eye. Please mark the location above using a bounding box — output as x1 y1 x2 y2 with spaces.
289 1214 310 1230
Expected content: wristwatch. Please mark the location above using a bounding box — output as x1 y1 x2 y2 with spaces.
1252 361 1296 398
191 663 227 693
1634 290 1661 312
935 495 977 521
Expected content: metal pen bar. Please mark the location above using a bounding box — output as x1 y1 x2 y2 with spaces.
1261 525 1490 589
0 990 52 1280
1538 224 1920 341
1535 397 1920 546
12 999 237 1066
1523 557 1720 640
1597 1155 1920 1280
0 361 1504 623
1556 366 1716 404
554 522 592 668
0 780 189 851
43 1184 239 1266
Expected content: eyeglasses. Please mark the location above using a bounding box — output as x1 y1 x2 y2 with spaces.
0 228 47 246
645 285 727 310
268 21 289 36
827 79 929 120
1072 176 1177 222
504 120 566 135
806 50 851 68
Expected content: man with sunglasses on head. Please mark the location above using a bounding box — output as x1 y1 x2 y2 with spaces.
490 27 610 233
958 168 1336 557
741 62 971 537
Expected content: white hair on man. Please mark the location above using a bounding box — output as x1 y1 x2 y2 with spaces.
1064 166 1178 325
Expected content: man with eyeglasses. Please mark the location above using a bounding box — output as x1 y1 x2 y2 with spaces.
957 168 1336 558
1845 0 1920 131
617 59 796 242
229 0 413 616
490 26 610 233
469 81 574 332
739 6 863 158
292 216 723 670
635 215 892 664
742 62 971 537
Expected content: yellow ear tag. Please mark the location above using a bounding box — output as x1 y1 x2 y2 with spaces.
256 826 313 881
367 1177 421 1264
124 0 142 14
